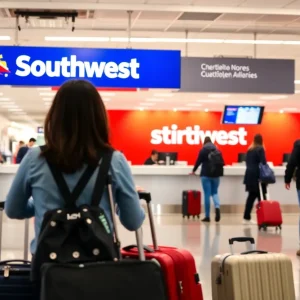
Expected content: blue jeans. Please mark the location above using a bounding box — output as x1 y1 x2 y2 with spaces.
201 177 221 218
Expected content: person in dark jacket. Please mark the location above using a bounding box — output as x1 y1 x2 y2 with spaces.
144 150 158 165
243 134 267 225
16 138 36 164
284 139 300 256
191 137 222 223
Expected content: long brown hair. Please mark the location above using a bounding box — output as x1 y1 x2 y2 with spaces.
248 134 264 150
42 80 111 173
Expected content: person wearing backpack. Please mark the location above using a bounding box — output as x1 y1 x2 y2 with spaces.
191 136 224 223
284 139 300 256
4 80 145 263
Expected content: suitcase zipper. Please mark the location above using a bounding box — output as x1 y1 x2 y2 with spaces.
3 266 10 278
1 266 27 278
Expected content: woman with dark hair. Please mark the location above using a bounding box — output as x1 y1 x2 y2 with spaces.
5 80 145 254
243 133 267 225
191 136 224 223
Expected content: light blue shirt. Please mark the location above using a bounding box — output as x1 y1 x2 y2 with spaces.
5 147 145 254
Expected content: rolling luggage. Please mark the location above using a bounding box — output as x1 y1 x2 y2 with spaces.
41 155 167 300
211 237 295 300
0 202 37 300
122 192 203 300
182 190 201 219
256 183 282 231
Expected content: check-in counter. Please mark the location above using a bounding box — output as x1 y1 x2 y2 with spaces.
0 165 297 214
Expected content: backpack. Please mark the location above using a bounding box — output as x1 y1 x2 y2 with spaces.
31 148 119 281
207 149 224 177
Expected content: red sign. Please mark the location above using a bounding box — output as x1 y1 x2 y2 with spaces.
108 110 299 166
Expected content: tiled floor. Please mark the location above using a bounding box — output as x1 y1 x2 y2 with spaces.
1 213 300 299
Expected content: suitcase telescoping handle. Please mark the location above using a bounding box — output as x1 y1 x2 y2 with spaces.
107 176 145 261
229 237 255 254
138 191 159 251
0 202 30 261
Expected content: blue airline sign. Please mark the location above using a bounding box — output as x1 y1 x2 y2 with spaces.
0 46 181 88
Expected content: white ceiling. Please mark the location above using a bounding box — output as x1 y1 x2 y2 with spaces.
1 0 300 124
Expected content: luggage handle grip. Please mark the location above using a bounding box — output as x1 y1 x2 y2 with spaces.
241 250 268 255
123 244 155 253
138 192 151 203
0 260 31 265
138 191 159 251
229 237 255 245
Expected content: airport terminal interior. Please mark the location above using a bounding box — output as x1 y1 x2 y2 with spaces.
2 0 300 299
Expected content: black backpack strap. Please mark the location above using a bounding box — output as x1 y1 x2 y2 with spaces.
91 150 114 207
41 146 98 208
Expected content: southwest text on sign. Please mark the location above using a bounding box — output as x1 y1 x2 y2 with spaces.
150 125 247 146
15 55 140 79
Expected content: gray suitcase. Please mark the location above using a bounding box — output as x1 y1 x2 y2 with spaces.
211 237 295 300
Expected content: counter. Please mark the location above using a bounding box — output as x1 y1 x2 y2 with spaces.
0 165 297 214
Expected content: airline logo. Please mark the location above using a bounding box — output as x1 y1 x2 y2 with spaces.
15 55 140 79
151 125 248 146
0 55 10 76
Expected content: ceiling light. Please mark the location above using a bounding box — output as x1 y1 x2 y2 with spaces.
37 87 52 91
140 102 155 106
154 93 173 97
176 107 191 110
208 94 230 98
12 111 27 115
43 36 300 46
8 108 23 112
2 105 18 108
173 108 177 112
102 98 111 102
244 101 266 104
0 36 10 41
187 103 203 107
282 107 298 111
197 100 217 103
204 108 209 112
260 95 288 100
43 98 52 101
40 92 56 96
0 98 10 101
100 92 116 97
146 98 165 102
295 80 300 84
45 36 110 42
0 93 3 96
279 109 284 114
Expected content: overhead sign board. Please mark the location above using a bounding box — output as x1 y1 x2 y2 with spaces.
181 57 295 94
0 46 181 89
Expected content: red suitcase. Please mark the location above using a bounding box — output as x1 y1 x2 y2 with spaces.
182 190 201 219
256 183 283 231
122 192 203 300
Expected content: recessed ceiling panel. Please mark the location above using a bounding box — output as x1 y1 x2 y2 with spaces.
179 12 222 21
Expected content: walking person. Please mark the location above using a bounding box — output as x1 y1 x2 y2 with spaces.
284 139 300 256
191 137 224 223
243 134 267 225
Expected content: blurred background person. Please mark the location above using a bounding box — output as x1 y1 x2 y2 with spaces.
243 134 267 225
144 150 158 165
13 141 25 164
284 139 300 256
16 138 36 164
